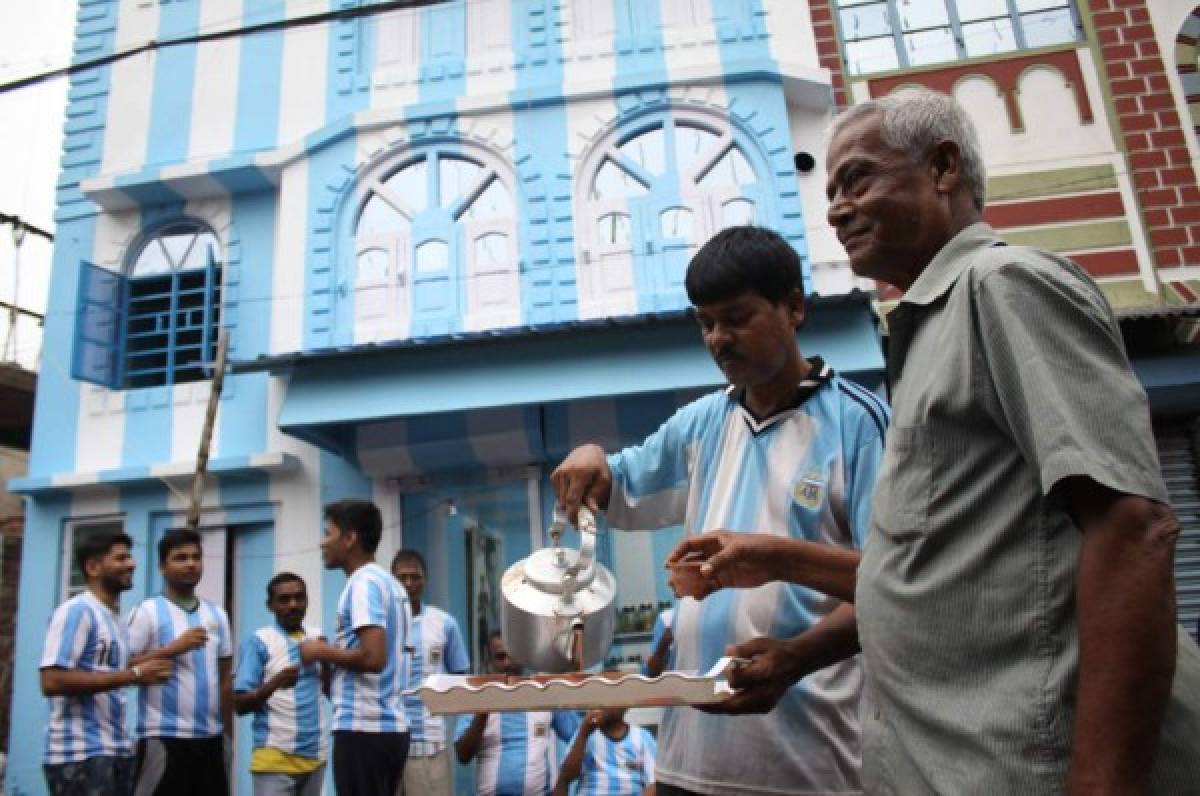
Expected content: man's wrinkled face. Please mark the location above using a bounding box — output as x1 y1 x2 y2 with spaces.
89 543 136 593
392 559 426 605
160 543 202 590
825 111 945 287
695 290 803 390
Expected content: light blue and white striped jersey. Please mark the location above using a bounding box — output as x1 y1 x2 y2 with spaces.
455 710 580 796
606 362 888 795
402 603 469 745
575 724 656 796
233 623 327 760
40 591 133 764
331 562 410 733
127 595 232 739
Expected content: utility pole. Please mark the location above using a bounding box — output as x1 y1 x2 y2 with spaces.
0 213 52 367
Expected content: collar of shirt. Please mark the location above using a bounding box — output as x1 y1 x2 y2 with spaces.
884 223 1003 391
726 356 833 434
896 221 1002 308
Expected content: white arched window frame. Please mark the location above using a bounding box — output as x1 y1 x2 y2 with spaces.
345 145 519 342
577 112 769 317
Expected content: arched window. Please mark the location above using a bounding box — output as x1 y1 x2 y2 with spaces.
124 222 222 388
349 146 518 340
74 220 223 390
578 113 767 317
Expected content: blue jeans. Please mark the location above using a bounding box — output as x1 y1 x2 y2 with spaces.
252 766 325 796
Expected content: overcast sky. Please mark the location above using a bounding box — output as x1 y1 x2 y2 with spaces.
0 1 76 372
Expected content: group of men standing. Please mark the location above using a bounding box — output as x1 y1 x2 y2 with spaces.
39 497 655 796
39 499 418 796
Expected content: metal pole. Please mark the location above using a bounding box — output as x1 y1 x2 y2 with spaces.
187 328 230 531
4 223 26 362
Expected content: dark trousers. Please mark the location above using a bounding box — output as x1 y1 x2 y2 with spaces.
134 737 229 796
332 730 410 796
44 755 135 796
657 784 707 796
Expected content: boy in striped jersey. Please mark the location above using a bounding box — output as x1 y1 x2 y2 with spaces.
300 499 411 795
127 528 234 796
553 226 887 796
554 708 655 796
234 572 327 795
40 530 171 796
392 549 470 796
455 632 581 796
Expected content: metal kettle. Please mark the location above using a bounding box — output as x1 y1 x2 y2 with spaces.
500 506 616 673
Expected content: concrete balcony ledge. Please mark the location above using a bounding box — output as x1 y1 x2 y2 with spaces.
7 451 299 496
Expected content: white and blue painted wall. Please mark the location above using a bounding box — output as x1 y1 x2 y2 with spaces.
9 2 880 793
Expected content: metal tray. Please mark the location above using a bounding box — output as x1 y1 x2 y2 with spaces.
409 657 736 714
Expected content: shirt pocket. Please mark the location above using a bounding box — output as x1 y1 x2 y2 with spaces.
872 424 932 539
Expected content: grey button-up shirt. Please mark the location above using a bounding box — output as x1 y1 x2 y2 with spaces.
856 223 1200 794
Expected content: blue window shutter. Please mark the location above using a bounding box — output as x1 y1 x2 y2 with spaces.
72 260 126 388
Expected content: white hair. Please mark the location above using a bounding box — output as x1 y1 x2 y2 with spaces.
830 88 987 210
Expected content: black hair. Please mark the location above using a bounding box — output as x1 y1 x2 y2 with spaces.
158 528 203 565
76 530 134 577
266 572 306 602
323 499 383 554
684 225 804 307
391 549 427 575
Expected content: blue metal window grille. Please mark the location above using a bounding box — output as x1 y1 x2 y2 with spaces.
72 221 222 390
125 223 222 388
837 0 1082 76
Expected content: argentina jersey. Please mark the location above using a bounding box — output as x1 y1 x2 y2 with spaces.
457 711 580 796
606 361 888 794
576 725 656 796
41 591 133 764
331 562 410 732
403 604 470 744
233 624 327 760
127 596 232 739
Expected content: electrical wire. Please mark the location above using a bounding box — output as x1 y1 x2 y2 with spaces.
0 0 454 96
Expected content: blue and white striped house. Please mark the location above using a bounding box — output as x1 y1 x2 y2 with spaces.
8 1 884 792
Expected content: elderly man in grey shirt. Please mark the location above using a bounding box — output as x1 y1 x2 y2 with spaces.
668 88 1200 794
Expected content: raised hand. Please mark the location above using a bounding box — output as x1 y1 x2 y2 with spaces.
550 444 612 525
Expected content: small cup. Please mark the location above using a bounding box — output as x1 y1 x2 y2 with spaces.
667 560 710 599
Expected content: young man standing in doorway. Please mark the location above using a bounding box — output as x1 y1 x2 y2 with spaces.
128 528 234 796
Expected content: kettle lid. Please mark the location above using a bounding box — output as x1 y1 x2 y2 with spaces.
521 545 597 595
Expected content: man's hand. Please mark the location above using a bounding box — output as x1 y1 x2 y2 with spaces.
133 659 172 685
271 665 300 691
701 637 805 715
169 627 208 656
551 444 612 524
299 639 331 666
581 710 604 733
665 532 784 598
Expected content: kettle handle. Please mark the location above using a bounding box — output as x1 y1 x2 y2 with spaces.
549 506 598 591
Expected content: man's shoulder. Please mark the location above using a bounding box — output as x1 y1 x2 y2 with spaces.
963 243 1100 297
824 376 889 443
672 388 733 421
198 597 229 618
51 593 95 625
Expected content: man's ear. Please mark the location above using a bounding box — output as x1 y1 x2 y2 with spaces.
930 139 962 196
787 287 806 330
